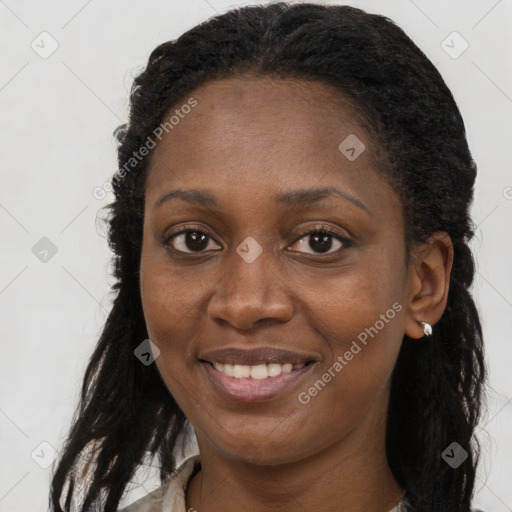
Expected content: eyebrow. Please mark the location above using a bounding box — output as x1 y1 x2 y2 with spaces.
153 186 370 215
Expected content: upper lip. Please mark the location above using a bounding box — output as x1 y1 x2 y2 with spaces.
199 347 319 366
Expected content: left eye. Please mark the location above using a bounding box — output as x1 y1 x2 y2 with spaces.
289 229 349 255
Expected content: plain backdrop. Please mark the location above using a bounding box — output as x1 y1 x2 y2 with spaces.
1 1 511 511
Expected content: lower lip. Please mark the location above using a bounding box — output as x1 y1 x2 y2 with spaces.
201 362 315 403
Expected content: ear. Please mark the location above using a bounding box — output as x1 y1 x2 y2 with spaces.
404 232 454 339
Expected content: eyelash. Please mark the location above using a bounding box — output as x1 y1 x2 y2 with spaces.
163 224 352 256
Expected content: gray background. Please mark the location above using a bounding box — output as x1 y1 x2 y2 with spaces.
1 0 511 511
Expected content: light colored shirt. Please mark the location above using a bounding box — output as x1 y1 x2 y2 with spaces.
118 452 201 512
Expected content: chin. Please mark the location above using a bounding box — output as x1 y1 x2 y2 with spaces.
199 423 324 467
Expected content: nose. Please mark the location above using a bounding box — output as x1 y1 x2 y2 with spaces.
207 246 294 330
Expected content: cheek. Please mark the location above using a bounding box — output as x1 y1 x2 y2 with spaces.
140 235 210 333
295 253 405 421
139 247 218 393
139 260 201 408
307 247 404 344
138 235 208 420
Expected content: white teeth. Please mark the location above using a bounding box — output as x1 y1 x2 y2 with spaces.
281 363 293 373
211 361 305 379
267 363 282 377
233 364 251 378
250 364 268 380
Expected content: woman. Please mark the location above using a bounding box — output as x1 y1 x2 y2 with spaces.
49 3 487 511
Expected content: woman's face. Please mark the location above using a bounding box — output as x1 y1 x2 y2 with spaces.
140 76 412 465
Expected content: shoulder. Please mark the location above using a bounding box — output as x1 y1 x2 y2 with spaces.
119 421 200 512
118 455 200 512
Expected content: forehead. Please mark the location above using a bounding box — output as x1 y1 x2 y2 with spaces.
145 76 395 215
152 76 368 155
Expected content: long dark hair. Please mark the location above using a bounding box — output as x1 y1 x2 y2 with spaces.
49 3 486 511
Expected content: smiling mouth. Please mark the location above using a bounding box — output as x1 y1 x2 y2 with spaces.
197 346 320 401
203 360 314 379
199 359 317 403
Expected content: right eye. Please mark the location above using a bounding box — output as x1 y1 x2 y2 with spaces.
165 228 222 254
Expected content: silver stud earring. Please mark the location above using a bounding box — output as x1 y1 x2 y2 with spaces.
418 321 432 336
